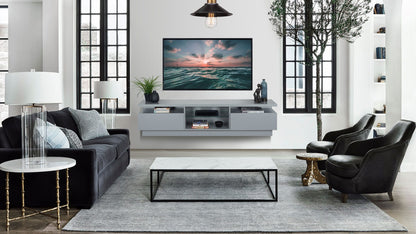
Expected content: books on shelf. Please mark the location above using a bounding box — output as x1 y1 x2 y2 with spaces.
192 120 209 129
240 107 264 113
154 107 171 114
374 3 385 14
376 122 386 128
376 47 386 59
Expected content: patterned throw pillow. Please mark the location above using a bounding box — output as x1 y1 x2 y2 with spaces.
34 118 70 149
68 108 109 140
59 127 83 149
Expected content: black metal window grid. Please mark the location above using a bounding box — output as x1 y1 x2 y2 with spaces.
0 5 8 122
77 0 130 113
283 10 337 113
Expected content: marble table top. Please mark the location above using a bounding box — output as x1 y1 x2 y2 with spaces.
0 157 76 173
150 157 277 170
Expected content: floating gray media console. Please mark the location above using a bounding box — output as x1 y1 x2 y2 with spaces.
138 99 277 136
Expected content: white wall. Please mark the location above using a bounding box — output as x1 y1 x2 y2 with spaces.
42 0 59 72
116 0 349 149
400 0 416 171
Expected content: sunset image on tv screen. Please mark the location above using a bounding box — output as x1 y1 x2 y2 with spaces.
163 39 252 90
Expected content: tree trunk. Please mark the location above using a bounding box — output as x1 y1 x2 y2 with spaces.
316 60 322 141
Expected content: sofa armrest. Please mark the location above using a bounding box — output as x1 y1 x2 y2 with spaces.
108 129 129 137
331 129 371 155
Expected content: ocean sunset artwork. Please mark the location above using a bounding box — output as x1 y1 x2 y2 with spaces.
163 39 252 90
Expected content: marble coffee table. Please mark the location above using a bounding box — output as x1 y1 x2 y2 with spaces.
149 157 278 202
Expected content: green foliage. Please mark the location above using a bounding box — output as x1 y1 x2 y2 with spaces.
132 76 161 94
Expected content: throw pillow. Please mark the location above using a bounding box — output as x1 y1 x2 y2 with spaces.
34 118 70 149
59 127 83 149
68 108 109 141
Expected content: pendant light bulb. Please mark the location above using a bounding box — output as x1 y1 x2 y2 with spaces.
205 12 217 28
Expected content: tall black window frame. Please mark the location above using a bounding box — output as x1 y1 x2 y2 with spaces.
0 5 8 123
76 0 130 114
283 5 337 114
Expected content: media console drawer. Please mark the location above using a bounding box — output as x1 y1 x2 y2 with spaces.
230 110 277 131
138 113 185 130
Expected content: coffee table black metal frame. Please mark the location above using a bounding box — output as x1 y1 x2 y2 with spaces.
150 169 278 202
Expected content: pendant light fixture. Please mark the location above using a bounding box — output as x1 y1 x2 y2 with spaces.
191 0 232 28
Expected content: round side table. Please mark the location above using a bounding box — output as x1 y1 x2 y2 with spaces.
0 157 76 231
296 153 328 186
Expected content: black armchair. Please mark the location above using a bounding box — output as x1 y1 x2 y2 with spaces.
306 114 376 169
326 120 415 202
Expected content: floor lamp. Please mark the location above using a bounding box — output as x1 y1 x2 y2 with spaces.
5 72 63 165
93 81 123 129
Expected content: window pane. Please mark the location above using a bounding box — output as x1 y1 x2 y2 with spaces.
118 0 127 13
118 30 127 45
91 15 100 29
108 15 117 29
81 62 90 76
81 0 90 13
296 62 304 76
286 94 295 108
286 62 294 76
81 15 90 29
296 46 305 60
108 31 117 45
296 78 305 92
91 78 100 92
117 77 127 91
0 104 8 123
323 78 332 92
118 62 126 76
91 0 100 13
91 62 100 76
108 0 117 13
91 46 100 61
118 46 127 60
0 8 8 38
81 94 91 109
323 93 332 108
323 46 331 60
323 62 332 76
81 78 90 92
81 31 90 45
296 94 305 108
108 62 116 76
0 72 5 102
286 46 294 61
286 36 295 45
286 78 295 92
91 31 100 45
81 46 90 61
118 94 127 108
0 40 8 70
92 96 100 108
118 15 127 29
108 46 117 61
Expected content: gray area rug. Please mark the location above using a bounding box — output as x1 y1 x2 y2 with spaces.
64 158 407 232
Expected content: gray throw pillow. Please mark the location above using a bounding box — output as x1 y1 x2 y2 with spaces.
59 127 83 149
68 108 109 141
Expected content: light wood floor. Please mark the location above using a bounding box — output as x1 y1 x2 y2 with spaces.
0 150 414 234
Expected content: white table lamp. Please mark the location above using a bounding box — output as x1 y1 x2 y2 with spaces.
93 81 123 129
5 72 63 165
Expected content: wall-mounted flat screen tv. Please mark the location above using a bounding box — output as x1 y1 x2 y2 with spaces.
163 38 252 90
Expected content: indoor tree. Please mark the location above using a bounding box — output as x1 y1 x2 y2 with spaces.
269 0 371 140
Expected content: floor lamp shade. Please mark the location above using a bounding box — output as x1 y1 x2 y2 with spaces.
5 72 63 165
93 81 123 129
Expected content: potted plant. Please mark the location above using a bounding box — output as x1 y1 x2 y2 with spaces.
132 76 161 103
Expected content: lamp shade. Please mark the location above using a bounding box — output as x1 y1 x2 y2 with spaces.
93 81 124 99
5 72 63 105
191 0 232 17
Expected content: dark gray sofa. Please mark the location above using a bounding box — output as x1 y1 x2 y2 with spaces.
0 108 130 208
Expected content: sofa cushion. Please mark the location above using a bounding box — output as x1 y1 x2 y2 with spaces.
2 114 55 148
306 141 334 155
60 127 83 149
34 118 69 149
83 134 128 157
326 155 364 178
83 144 117 173
48 108 80 137
68 108 109 141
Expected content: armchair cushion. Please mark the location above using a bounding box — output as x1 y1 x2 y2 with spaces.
306 141 334 155
326 155 364 178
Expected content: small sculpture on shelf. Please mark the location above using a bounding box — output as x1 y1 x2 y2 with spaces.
253 84 262 103
261 79 268 102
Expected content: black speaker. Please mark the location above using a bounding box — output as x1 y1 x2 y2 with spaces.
215 121 224 128
195 110 219 117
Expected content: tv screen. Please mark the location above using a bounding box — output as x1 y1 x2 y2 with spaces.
163 38 252 90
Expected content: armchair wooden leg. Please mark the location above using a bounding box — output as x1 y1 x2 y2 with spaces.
341 194 348 203
388 191 394 201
